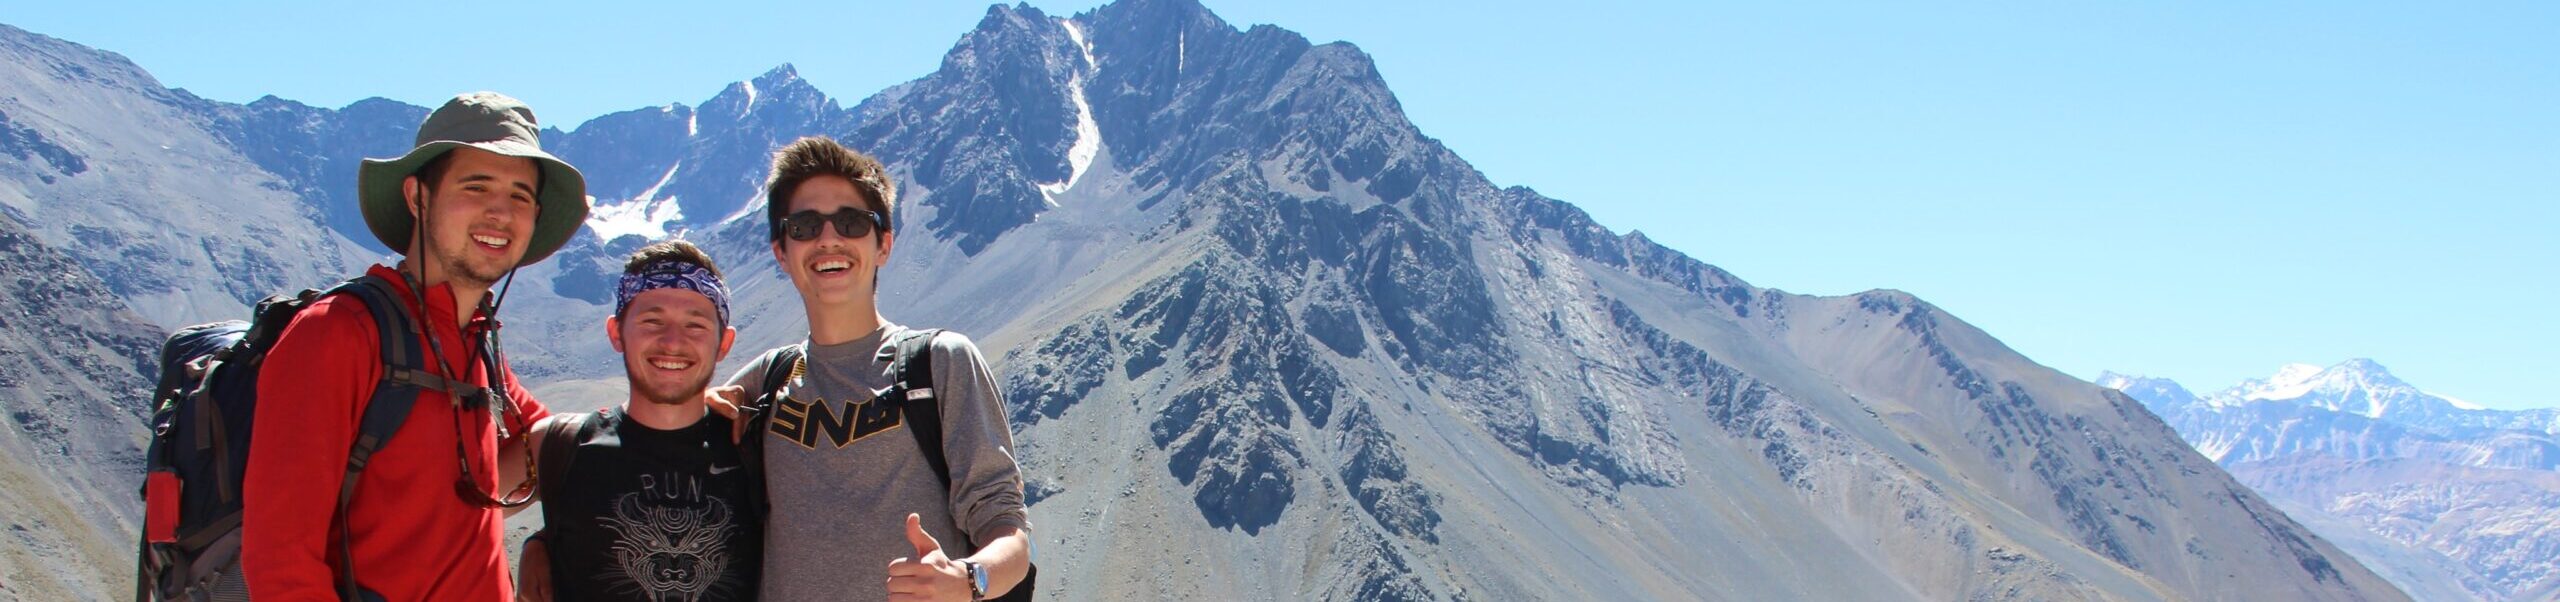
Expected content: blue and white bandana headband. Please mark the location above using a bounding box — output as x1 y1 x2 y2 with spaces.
615 260 731 326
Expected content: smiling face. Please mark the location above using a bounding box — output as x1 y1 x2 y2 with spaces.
404 146 541 289
607 287 735 406
771 174 893 309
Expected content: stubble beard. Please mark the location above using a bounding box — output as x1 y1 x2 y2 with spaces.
441 251 510 290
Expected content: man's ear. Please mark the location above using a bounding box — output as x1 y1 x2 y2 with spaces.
716 327 737 360
604 315 625 354
877 228 895 261
403 175 426 217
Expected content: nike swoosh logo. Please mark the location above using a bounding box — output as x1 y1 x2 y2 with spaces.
708 464 741 475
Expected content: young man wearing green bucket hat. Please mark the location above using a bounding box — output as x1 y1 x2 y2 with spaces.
241 91 588 601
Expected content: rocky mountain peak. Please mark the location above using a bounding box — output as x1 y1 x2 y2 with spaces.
2333 357 2400 380
945 3 1068 71
757 62 800 86
1084 0 1226 40
2098 371 2201 410
2272 361 2328 384
699 63 831 129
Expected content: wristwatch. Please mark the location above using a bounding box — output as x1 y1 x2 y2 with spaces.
958 559 988 600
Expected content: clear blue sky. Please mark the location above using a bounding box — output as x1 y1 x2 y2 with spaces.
10 1 2553 408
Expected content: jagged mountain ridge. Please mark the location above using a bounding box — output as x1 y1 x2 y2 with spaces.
2107 362 2559 601
0 1 2406 599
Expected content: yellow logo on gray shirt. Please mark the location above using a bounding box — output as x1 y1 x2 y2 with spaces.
769 390 904 449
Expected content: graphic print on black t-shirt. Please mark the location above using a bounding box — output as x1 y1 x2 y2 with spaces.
543 410 761 602
597 474 739 600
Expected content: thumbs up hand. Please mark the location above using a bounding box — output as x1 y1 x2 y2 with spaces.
886 513 971 601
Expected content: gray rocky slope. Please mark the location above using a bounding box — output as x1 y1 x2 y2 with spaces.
0 210 160 600
1 1 2403 599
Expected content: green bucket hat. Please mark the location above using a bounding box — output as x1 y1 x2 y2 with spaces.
357 91 589 267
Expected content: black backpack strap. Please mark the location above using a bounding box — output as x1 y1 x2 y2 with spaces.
742 344 802 519
132 530 151 602
759 344 805 407
324 274 433 601
536 411 599 506
882 329 1037 601
882 329 951 492
334 274 431 495
744 343 804 450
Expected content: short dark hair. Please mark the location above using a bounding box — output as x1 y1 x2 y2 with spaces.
623 239 722 279
764 136 894 244
416 152 455 191
411 150 543 199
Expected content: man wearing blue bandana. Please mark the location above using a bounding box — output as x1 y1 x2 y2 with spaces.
515 240 763 602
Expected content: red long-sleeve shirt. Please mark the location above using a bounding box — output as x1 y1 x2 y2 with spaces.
242 265 548 601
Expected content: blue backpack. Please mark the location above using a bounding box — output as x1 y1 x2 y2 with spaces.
136 273 494 602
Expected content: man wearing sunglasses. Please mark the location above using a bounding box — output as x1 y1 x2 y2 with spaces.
242 93 583 601
723 136 1032 602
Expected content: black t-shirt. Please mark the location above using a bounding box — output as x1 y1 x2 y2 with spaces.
542 409 762 602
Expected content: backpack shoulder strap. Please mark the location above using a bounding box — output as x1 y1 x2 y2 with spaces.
536 411 599 505
332 274 432 482
741 344 802 522
323 273 434 601
759 344 805 408
884 329 952 492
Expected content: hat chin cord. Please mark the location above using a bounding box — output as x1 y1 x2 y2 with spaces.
398 186 530 468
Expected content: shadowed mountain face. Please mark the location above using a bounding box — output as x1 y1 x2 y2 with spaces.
2109 363 2560 601
1 2 2405 600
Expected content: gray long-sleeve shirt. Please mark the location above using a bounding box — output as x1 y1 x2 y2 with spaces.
725 323 1028 602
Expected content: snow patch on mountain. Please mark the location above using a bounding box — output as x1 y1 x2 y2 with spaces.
2236 363 2333 405
586 162 685 240
1064 16 1097 67
1037 18 1104 206
2433 391 2489 411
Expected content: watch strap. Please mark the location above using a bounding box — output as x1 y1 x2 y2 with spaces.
960 559 987 600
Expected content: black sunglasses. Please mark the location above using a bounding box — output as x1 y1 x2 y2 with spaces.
780 207 887 242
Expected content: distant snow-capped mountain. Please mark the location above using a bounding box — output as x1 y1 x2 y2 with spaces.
2210 359 2498 423
2124 359 2557 448
2108 360 2559 601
